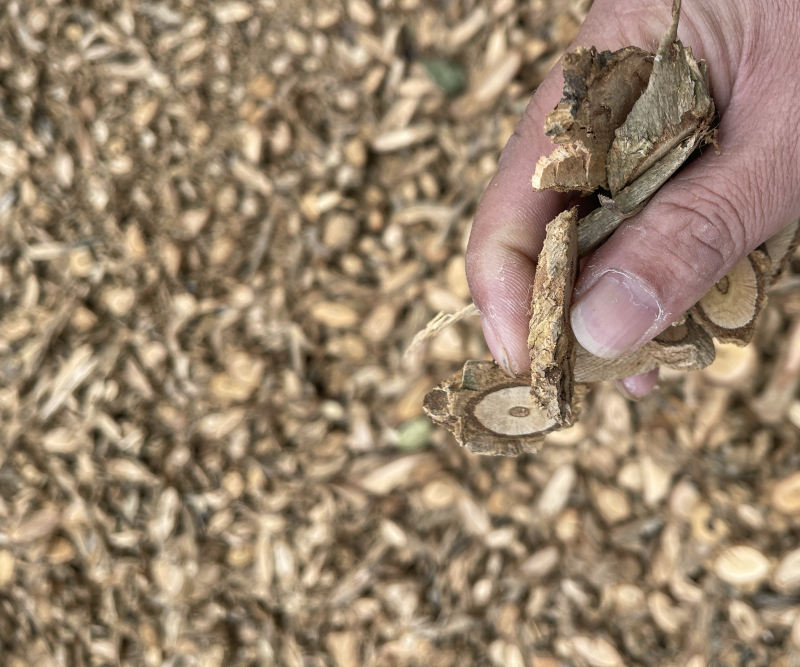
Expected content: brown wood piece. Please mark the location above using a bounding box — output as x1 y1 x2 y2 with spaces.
533 46 653 193
606 0 716 196
528 208 579 424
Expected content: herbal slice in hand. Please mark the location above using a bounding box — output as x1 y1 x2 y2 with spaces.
528 208 579 424
533 46 653 193
423 361 555 456
690 248 770 346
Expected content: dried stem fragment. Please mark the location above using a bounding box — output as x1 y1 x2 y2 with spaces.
528 208 578 424
574 317 714 382
576 132 708 256
574 344 658 383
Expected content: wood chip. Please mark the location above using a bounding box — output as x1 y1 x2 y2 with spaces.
533 46 653 193
606 0 715 195
713 546 772 590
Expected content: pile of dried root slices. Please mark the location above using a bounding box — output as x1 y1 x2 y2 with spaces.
424 0 800 456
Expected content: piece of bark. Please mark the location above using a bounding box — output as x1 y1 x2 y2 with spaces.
575 133 706 256
690 248 770 346
606 0 715 196
533 46 653 193
528 208 579 424
765 218 800 286
423 361 555 456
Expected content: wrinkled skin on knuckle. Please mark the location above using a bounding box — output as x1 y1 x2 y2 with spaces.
655 185 745 283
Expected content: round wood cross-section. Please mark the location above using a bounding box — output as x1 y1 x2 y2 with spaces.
472 386 556 436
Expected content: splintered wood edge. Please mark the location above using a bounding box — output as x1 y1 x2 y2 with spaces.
576 132 705 256
528 208 578 424
690 248 770 346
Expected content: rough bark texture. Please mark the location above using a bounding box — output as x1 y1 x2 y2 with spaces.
528 208 579 424
533 46 653 193
606 0 715 196
691 248 771 346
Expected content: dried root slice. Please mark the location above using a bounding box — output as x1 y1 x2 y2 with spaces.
645 316 715 370
528 208 578 424
690 248 770 346
607 0 716 196
533 46 653 193
575 345 657 383
765 218 800 286
423 361 554 456
574 318 715 382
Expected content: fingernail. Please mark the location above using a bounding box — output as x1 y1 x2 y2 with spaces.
614 368 659 400
480 316 515 378
571 271 660 359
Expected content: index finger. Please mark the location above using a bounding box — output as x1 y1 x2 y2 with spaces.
465 70 567 377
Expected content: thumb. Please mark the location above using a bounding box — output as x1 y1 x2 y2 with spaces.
571 95 800 359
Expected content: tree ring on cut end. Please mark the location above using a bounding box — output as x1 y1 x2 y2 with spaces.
471 386 556 436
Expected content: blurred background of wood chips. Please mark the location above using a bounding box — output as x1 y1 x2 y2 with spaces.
2 0 800 665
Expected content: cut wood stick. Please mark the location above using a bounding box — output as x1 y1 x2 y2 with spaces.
576 132 706 256
574 344 658 383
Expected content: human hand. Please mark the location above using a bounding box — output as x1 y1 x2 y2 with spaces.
466 0 800 397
